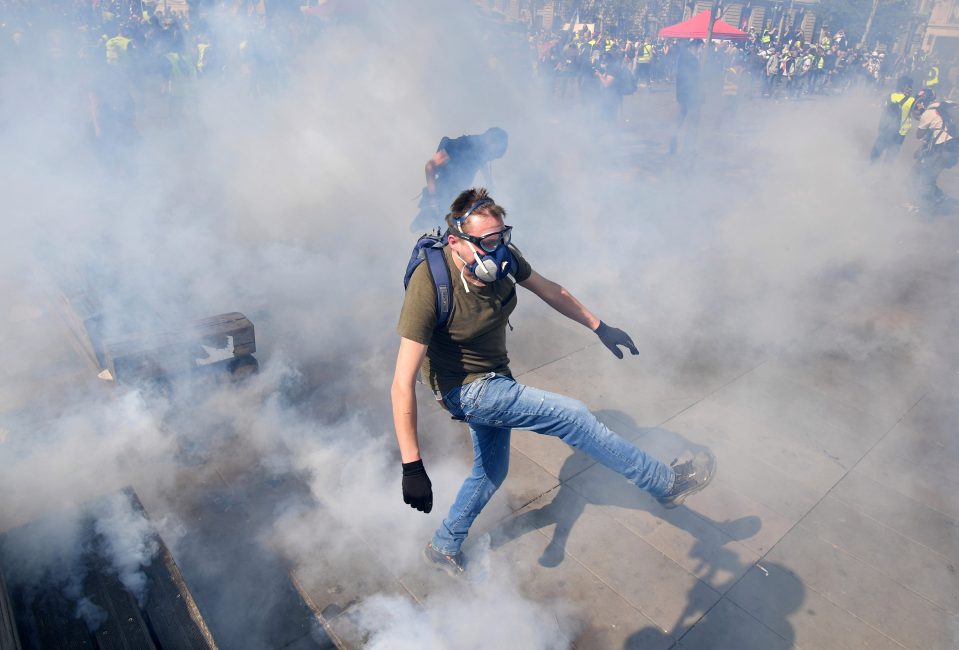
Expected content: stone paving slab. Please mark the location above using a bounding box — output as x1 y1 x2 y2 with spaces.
678 596 793 650
703 361 894 469
506 296 597 378
854 443 959 522
869 421 959 482
487 514 674 650
504 487 721 638
563 465 760 593
774 344 928 427
469 445 561 539
765 525 955 650
516 346 708 429
624 424 802 556
667 396 848 496
831 471 959 566
650 408 836 522
798 494 959 613
725 563 905 650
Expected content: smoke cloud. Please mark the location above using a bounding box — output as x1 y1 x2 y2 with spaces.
1 0 955 647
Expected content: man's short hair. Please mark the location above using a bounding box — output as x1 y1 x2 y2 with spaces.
445 187 507 232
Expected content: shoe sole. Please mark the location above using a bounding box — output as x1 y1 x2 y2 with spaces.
661 454 716 509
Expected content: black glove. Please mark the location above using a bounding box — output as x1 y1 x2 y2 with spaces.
402 459 433 513
594 321 639 359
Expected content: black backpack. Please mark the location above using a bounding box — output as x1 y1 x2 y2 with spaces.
403 228 452 329
935 101 957 139
619 66 638 95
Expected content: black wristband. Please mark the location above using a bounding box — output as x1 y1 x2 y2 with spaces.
402 459 425 475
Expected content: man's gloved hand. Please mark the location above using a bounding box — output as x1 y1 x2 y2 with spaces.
594 321 639 359
402 459 433 513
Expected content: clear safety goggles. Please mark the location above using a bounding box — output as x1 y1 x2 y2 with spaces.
456 225 513 253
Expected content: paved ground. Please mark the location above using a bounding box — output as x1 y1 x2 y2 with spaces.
305 307 957 648
5 83 955 649
289 90 959 649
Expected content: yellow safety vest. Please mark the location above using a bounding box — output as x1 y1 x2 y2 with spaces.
166 52 195 96
197 43 211 72
817 56 825 70
890 92 916 136
925 66 939 88
105 35 130 64
761 32 771 44
638 43 652 64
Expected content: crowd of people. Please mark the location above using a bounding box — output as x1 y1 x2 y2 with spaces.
2 1 954 210
531 24 946 115
528 19 955 211
0 0 327 166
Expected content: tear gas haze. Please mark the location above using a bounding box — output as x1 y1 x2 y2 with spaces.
0 1 955 648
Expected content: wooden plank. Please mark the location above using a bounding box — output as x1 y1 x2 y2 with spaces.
101 313 256 382
140 543 217 650
2 490 217 649
24 588 93 649
0 567 21 650
51 289 104 375
84 560 156 650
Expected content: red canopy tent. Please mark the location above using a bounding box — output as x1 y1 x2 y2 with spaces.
658 11 748 41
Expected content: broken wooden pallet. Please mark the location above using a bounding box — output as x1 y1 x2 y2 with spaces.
0 490 217 650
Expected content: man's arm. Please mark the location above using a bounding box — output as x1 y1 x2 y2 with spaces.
391 336 428 462
519 270 600 329
520 270 638 358
424 149 450 195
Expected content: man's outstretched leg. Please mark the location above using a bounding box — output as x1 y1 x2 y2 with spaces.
456 375 715 509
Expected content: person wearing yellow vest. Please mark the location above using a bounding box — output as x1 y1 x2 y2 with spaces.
924 64 939 89
105 25 132 65
635 38 653 85
870 76 916 163
164 49 196 119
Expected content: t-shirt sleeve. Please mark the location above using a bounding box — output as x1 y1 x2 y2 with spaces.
397 262 438 344
511 246 533 283
437 136 452 153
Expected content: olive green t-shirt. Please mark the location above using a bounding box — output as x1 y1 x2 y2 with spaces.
397 245 533 396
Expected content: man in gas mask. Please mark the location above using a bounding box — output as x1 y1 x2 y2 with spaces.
392 187 716 576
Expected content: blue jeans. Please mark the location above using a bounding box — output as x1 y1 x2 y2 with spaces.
431 373 674 555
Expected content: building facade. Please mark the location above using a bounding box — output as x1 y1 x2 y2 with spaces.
922 0 959 56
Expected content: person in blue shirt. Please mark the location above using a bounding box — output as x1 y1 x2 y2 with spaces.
411 127 508 231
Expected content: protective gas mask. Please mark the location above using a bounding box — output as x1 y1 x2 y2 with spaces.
461 238 516 283
451 198 517 290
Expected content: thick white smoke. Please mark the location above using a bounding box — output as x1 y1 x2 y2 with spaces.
1 1 955 647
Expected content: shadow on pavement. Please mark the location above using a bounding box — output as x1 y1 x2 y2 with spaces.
489 409 804 648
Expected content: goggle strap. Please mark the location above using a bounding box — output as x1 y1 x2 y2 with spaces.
453 198 494 227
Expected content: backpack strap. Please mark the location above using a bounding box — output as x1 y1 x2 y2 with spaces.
424 246 452 329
